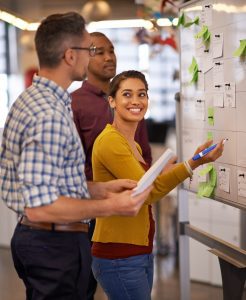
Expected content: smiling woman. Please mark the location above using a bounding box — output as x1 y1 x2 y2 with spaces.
90 70 224 300
108 71 148 133
107 71 149 164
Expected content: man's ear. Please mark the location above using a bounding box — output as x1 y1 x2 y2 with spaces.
108 96 116 109
63 48 75 66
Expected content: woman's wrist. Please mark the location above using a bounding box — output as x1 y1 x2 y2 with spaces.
184 160 193 176
187 158 200 170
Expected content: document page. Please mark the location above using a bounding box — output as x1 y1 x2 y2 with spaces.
132 148 175 196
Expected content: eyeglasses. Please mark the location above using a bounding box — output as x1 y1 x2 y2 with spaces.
70 45 97 57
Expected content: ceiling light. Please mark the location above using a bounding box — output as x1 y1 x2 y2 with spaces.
87 19 159 31
0 10 38 31
0 9 176 32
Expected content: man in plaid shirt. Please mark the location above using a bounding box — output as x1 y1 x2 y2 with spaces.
0 12 151 300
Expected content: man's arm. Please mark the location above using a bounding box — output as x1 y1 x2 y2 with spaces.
25 186 152 223
87 179 137 199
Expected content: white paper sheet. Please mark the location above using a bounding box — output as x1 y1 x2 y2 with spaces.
218 166 230 193
237 170 246 198
224 82 236 108
212 33 223 58
132 149 175 196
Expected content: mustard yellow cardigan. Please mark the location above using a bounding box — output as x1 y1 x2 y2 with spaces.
92 124 190 246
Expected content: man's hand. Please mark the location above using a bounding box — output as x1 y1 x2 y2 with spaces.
107 185 153 216
104 179 137 193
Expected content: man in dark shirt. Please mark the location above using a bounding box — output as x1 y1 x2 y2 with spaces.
72 32 152 180
71 32 152 299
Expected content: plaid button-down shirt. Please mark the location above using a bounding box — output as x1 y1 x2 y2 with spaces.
0 75 90 214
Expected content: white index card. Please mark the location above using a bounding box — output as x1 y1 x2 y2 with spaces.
195 96 205 120
213 61 224 86
213 33 223 58
201 4 213 26
224 82 236 108
204 4 213 26
213 92 224 107
197 72 205 91
237 170 246 198
202 50 213 73
218 166 230 193
196 39 205 57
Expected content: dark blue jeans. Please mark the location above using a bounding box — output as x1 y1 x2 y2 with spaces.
11 223 91 300
92 253 154 300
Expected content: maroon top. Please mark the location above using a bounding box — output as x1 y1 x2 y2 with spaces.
71 81 152 180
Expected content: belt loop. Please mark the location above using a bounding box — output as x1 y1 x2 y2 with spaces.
51 223 55 231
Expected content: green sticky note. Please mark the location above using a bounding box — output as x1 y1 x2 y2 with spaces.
184 16 200 28
188 57 198 74
199 164 213 177
203 30 211 42
190 71 198 84
207 132 213 141
195 25 208 39
178 13 199 28
197 181 215 197
193 16 200 25
233 39 246 57
188 57 199 84
197 164 217 198
207 107 214 126
194 25 211 46
177 13 185 27
210 166 217 187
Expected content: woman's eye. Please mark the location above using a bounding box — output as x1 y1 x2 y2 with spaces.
123 92 131 97
139 92 147 97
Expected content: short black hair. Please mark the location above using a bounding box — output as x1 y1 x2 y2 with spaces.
35 12 86 68
90 32 107 38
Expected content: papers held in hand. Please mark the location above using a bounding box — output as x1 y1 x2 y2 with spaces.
132 148 175 197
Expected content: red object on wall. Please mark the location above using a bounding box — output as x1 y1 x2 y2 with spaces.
152 35 177 50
